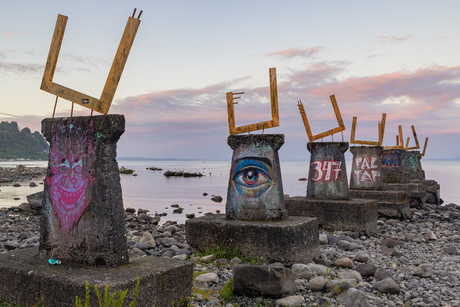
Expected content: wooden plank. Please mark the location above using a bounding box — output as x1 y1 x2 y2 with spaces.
405 137 410 149
421 137 429 157
269 67 280 126
405 125 421 150
227 92 236 135
379 113 386 146
40 13 141 115
227 68 280 135
100 16 141 114
350 113 385 146
310 126 345 141
330 95 345 129
398 125 404 148
297 101 314 141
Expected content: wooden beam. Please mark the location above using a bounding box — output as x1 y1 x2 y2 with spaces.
405 125 421 150
227 68 280 135
350 113 386 146
297 94 346 142
40 12 141 115
420 137 429 157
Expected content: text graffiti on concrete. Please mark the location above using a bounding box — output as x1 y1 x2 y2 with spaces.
353 157 380 183
311 161 342 182
381 150 403 168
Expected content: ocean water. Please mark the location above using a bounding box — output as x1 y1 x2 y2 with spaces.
1 159 459 224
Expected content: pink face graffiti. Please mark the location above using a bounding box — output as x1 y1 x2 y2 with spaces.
311 160 342 182
47 123 96 232
353 156 380 183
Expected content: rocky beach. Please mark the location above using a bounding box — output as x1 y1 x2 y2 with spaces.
1 198 459 306
1 165 460 306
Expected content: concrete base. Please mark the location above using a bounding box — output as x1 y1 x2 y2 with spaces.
285 196 377 236
377 201 410 220
0 248 192 307
348 190 411 220
185 214 320 266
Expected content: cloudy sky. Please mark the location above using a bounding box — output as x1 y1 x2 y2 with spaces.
1 1 460 160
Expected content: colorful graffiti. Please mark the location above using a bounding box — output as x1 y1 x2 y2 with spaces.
311 160 342 182
353 157 380 183
226 135 284 220
46 121 96 232
380 150 403 168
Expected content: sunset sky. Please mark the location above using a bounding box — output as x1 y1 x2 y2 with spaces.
1 1 460 160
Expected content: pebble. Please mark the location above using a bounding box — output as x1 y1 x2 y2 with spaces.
195 272 219 283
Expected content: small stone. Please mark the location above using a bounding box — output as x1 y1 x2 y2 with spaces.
291 263 312 279
172 254 188 261
195 272 219 283
355 263 377 277
374 268 393 282
412 264 432 278
203 193 208 196
186 213 195 219
276 295 305 306
139 232 156 249
29 182 37 187
125 207 136 213
373 277 400 294
18 203 31 211
427 230 437 240
308 276 327 291
336 288 370 307
444 245 457 255
319 233 328 245
129 247 146 257
211 196 222 203
132 242 148 251
338 270 362 283
354 251 370 262
230 257 242 265
200 254 216 263
326 279 357 293
334 257 354 268
4 241 19 250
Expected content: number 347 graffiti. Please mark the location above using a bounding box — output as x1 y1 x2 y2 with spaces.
311 160 342 182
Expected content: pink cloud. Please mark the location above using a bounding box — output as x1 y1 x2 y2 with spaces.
377 34 414 44
265 47 324 60
0 31 24 38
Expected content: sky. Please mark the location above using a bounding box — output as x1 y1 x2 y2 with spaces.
1 1 460 160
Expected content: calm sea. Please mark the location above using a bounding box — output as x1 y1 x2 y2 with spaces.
1 159 459 224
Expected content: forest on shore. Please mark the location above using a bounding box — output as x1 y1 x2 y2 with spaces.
0 121 49 160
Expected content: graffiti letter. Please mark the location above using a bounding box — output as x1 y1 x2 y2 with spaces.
323 161 333 181
360 170 372 182
361 158 370 169
354 157 362 169
371 156 378 169
353 170 363 182
312 161 323 181
372 170 381 181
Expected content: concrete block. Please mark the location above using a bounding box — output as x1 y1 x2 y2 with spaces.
40 115 128 266
349 190 405 202
185 214 320 266
377 201 410 220
226 134 286 221
0 248 193 307
349 146 383 190
380 149 410 183
307 142 349 200
285 196 377 235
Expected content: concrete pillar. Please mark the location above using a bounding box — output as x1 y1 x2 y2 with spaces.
380 149 407 183
226 134 286 221
39 115 128 267
307 142 349 200
403 151 425 180
349 146 383 190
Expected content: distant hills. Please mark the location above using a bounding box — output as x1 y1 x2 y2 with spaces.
0 121 49 160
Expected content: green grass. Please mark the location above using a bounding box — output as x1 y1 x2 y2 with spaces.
219 278 234 301
384 175 401 183
195 246 246 261
0 297 43 307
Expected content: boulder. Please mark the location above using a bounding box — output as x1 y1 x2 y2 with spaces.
233 265 296 298
139 232 156 249
373 277 400 294
291 263 312 279
195 272 219 283
26 191 44 210
355 263 377 277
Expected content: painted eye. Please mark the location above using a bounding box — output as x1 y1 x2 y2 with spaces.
234 167 271 189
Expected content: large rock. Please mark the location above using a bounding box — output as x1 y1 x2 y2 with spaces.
233 265 296 298
291 263 312 279
355 263 377 277
308 276 327 291
27 191 44 210
336 288 370 307
276 296 305 306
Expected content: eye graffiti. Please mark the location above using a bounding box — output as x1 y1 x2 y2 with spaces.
233 158 273 198
311 160 342 182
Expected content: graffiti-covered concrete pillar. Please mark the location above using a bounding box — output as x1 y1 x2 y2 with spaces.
226 134 286 221
403 151 425 180
40 115 128 267
350 146 383 190
307 142 349 200
380 149 408 183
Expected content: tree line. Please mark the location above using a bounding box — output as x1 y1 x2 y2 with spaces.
0 121 49 160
